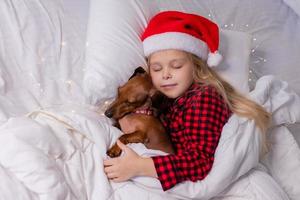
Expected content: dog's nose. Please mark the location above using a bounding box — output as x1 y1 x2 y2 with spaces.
104 109 113 118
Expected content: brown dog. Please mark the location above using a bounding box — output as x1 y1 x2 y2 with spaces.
105 67 174 157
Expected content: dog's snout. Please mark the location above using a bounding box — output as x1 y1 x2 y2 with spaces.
105 109 114 118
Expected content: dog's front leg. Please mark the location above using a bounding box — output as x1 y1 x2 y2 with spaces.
107 131 146 157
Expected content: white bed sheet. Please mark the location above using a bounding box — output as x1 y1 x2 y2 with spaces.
0 0 299 118
1 0 300 119
0 75 299 200
0 0 300 199
0 0 89 124
0 77 300 200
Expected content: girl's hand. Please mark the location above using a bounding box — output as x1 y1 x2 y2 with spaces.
103 140 142 182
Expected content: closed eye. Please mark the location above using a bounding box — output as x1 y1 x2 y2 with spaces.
150 65 162 72
172 65 182 69
127 99 135 104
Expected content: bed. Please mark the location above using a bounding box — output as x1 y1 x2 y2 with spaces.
0 0 300 199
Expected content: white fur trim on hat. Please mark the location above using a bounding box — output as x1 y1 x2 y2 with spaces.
207 51 223 67
143 32 208 60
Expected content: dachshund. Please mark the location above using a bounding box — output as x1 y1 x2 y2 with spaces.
105 67 174 157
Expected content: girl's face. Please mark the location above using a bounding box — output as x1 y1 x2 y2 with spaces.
149 49 194 99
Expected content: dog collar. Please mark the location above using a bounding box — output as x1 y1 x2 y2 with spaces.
133 107 155 116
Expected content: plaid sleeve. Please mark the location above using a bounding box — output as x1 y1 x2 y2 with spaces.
152 87 230 191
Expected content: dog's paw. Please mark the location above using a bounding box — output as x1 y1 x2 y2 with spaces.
106 145 122 158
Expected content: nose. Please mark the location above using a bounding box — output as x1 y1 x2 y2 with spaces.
104 109 113 118
162 68 172 79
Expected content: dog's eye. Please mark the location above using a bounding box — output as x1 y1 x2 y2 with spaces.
127 98 135 104
127 95 137 104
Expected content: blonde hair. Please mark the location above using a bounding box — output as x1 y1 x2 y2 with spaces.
188 53 271 152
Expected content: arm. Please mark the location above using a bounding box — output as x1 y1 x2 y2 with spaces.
104 140 158 182
103 88 230 190
152 88 231 190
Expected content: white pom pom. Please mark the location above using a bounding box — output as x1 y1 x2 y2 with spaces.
207 51 223 67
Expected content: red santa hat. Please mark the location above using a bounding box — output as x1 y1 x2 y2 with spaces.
141 11 223 67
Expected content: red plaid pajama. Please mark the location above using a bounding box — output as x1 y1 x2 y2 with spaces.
152 83 231 191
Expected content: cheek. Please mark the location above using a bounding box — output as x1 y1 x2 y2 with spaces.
151 78 160 89
184 65 195 81
150 73 160 85
177 67 194 82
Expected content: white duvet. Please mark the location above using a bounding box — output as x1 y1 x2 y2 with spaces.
1 0 300 199
0 76 299 200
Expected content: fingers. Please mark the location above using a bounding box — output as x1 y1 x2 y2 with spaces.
103 164 114 173
103 157 118 166
107 172 118 180
111 177 123 183
104 160 117 180
103 162 124 182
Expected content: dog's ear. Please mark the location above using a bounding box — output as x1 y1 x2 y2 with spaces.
149 88 157 98
129 66 146 80
150 89 165 109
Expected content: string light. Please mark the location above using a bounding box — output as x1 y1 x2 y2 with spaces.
66 80 73 92
66 80 72 84
17 7 269 107
95 99 114 116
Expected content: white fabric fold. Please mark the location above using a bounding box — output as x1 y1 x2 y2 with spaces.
113 75 299 200
283 0 300 16
0 75 299 200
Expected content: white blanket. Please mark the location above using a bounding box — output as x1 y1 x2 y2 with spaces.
0 75 299 200
1 0 300 199
283 0 300 16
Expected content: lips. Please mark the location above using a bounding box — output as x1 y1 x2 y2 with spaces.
161 83 177 89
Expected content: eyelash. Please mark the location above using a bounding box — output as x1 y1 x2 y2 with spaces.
151 66 162 72
150 65 182 72
172 65 182 69
152 69 161 72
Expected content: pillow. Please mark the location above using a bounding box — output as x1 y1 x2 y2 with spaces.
83 0 251 105
218 29 251 94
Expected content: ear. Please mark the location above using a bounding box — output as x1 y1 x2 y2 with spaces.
128 66 146 80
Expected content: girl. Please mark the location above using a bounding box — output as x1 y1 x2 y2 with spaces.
104 11 270 191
